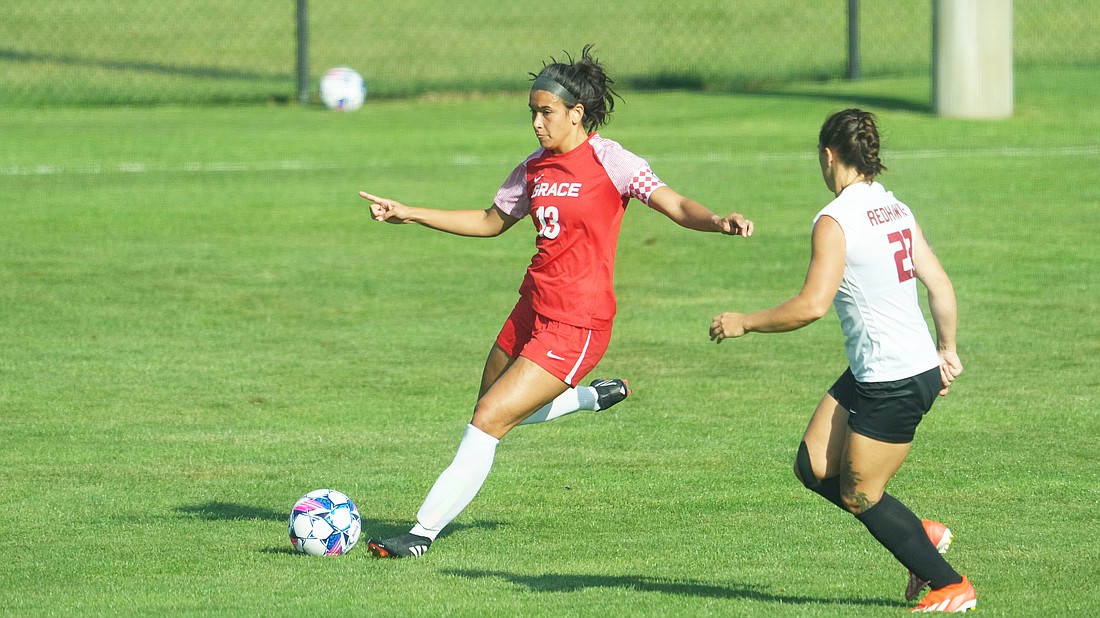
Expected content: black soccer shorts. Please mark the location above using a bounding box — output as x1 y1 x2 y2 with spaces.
828 366 941 444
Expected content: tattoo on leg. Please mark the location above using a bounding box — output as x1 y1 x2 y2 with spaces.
842 457 875 513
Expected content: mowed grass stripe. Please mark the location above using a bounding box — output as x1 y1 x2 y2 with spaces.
4 144 1098 177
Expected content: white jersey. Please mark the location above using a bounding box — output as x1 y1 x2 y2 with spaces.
814 181 940 382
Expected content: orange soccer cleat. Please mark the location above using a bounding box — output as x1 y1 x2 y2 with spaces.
911 575 976 612
905 520 954 601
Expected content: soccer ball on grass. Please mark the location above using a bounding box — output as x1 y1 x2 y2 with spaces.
288 488 362 556
319 67 366 111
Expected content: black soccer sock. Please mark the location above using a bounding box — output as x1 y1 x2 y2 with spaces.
796 442 846 510
810 476 847 510
855 493 963 589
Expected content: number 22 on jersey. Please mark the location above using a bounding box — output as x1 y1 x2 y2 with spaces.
887 228 915 282
536 205 561 239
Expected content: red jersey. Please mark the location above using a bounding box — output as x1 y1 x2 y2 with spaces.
493 134 666 329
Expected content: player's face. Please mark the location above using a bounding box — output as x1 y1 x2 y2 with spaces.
529 90 584 153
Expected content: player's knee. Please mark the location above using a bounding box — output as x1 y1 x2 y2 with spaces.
470 400 515 438
794 441 821 489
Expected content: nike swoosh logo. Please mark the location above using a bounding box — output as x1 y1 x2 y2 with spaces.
546 350 565 361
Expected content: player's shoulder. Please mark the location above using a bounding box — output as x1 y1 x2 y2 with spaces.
589 134 647 167
814 192 845 223
589 133 629 155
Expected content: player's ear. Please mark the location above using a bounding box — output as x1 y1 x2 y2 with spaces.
570 103 584 125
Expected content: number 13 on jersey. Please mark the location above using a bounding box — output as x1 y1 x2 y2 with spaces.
887 228 915 282
536 205 561 239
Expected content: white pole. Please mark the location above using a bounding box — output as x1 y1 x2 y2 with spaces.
933 0 1013 119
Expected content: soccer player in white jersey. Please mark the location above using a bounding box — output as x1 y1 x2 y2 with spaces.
358 46 754 558
710 109 976 612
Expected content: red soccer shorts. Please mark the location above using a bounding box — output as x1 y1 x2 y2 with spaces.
495 295 611 387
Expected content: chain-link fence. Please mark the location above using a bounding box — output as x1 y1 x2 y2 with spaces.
1 1 1096 107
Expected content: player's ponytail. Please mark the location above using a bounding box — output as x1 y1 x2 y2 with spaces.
819 108 886 179
531 44 618 132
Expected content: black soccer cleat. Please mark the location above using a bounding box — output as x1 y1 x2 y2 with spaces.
367 533 432 558
589 378 631 411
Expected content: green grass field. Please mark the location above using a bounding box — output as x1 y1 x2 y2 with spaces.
1 66 1098 616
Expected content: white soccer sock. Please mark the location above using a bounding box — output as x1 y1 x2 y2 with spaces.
410 424 500 541
518 386 598 425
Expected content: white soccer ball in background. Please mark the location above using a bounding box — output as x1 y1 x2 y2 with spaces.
319 67 366 111
288 488 362 556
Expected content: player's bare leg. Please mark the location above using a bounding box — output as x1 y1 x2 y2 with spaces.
791 393 850 509
481 344 631 426
368 357 566 558
792 394 968 597
478 344 515 398
839 432 911 514
798 393 850 484
471 356 570 437
842 432 966 600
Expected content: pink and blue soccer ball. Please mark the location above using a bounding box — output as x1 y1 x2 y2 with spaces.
288 489 362 556
319 67 366 111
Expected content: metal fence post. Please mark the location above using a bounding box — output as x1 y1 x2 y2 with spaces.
296 0 310 106
847 0 861 80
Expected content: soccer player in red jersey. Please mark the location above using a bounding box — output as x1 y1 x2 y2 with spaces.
360 46 753 557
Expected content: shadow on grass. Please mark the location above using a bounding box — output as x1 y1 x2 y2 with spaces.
355 519 504 544
176 501 504 535
257 519 504 556
442 569 906 609
624 73 930 114
0 48 286 82
177 501 286 522
176 502 503 554
739 89 929 114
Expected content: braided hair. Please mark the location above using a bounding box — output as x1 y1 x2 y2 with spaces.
818 108 886 179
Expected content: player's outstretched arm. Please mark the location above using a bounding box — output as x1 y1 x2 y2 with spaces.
359 191 519 238
710 216 843 343
646 186 753 236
